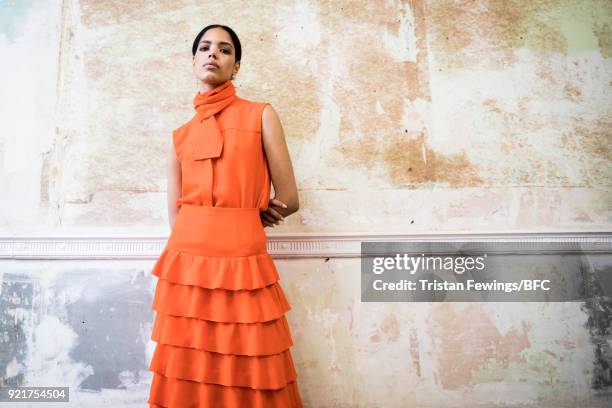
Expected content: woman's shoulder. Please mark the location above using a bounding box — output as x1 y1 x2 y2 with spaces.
233 95 271 112
221 96 271 130
171 116 194 142
170 115 199 161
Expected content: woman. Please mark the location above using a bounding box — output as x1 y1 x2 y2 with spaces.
147 24 303 407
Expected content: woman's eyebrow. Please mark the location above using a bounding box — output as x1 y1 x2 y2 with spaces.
199 40 233 49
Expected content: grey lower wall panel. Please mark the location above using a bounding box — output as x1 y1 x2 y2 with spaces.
0 233 611 407
0 260 154 407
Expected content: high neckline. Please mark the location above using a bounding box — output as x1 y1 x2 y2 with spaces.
193 79 237 120
197 80 233 96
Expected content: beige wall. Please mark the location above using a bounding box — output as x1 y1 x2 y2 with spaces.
1 0 610 233
1 0 611 407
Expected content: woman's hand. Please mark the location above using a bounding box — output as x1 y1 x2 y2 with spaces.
260 198 288 228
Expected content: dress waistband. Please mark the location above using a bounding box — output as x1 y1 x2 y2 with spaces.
167 204 267 257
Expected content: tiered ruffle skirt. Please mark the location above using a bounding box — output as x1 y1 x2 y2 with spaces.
147 204 303 407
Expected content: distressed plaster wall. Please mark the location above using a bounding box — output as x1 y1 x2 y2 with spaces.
283 256 612 407
0 262 155 407
1 0 611 407
1 0 610 233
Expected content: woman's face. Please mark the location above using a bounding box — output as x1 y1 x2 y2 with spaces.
192 27 239 91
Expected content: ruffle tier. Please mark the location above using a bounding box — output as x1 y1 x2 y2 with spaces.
148 246 302 408
151 312 294 356
152 278 291 323
150 343 297 389
149 375 303 408
152 247 280 290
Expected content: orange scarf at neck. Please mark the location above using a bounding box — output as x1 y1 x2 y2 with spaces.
191 80 237 160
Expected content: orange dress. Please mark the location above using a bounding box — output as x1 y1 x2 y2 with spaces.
147 80 303 407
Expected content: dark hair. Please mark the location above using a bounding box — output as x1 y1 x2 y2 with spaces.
191 24 242 62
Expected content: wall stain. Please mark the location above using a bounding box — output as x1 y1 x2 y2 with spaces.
65 269 151 391
369 312 401 343
315 1 436 185
330 1 486 188
593 20 612 58
428 303 531 390
580 260 612 390
79 0 156 27
0 274 33 387
409 326 421 377
425 0 612 73
573 118 612 160
40 153 50 203
341 131 482 187
387 133 482 187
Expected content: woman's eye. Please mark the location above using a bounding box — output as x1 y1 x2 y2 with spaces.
199 46 230 54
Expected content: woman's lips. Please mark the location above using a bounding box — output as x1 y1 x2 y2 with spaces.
204 64 218 69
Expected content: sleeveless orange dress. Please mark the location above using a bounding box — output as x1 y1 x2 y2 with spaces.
147 80 303 407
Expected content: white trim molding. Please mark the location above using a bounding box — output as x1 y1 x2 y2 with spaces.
0 231 610 259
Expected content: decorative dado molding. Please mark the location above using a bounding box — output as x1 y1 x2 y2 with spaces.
0 232 610 260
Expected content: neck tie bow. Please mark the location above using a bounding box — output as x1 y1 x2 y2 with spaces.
192 79 237 160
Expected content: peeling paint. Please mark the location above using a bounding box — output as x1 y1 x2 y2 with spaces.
425 0 612 72
2 0 610 232
0 274 31 387
0 266 153 400
409 326 421 377
580 259 612 390
1 0 612 404
428 303 531 390
382 133 483 187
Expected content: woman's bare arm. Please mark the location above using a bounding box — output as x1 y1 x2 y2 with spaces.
261 104 299 218
167 135 181 229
